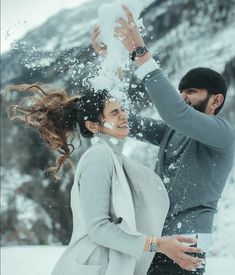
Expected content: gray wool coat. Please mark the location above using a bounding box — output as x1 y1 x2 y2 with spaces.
51 135 169 275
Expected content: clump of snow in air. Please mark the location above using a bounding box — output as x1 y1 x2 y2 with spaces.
91 0 147 99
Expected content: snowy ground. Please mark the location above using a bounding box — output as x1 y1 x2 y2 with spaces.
1 246 234 275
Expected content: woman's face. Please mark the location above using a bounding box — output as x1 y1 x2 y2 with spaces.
99 98 129 139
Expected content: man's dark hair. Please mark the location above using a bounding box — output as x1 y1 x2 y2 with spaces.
178 67 227 114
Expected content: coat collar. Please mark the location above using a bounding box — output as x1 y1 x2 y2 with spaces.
92 133 126 155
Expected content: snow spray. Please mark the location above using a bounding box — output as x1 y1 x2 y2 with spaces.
92 0 152 98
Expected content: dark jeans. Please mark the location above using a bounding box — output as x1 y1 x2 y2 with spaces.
147 252 206 275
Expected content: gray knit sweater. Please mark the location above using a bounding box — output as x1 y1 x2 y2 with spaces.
130 69 235 235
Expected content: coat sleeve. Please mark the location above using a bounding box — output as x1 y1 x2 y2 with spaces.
79 146 146 259
142 69 235 151
128 112 168 146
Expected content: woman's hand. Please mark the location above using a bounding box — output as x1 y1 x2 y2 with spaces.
158 235 204 271
91 25 107 56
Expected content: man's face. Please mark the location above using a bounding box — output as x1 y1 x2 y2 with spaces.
180 88 211 113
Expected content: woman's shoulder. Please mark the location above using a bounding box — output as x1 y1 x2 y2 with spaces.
80 143 113 170
86 143 112 158
74 143 114 185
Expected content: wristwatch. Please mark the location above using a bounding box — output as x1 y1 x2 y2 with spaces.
149 238 159 252
130 46 148 61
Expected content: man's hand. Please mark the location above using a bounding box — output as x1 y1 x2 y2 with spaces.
91 25 107 56
114 5 144 52
92 6 152 65
158 235 204 271
113 5 152 65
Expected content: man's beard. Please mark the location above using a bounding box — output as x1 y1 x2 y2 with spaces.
189 94 211 113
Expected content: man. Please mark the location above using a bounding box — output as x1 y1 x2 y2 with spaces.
92 5 235 275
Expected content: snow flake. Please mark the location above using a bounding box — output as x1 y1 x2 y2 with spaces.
109 137 118 145
163 177 170 184
137 133 143 137
177 222 182 229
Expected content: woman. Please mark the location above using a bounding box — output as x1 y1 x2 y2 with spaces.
6 84 202 275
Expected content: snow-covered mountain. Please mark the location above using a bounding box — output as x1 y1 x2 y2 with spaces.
1 0 235 256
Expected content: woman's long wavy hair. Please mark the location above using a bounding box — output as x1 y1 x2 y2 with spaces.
4 84 110 179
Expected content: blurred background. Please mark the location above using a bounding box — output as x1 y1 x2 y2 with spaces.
1 0 235 259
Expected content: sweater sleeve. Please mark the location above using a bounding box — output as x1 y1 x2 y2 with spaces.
141 68 235 150
128 113 168 146
79 146 146 259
